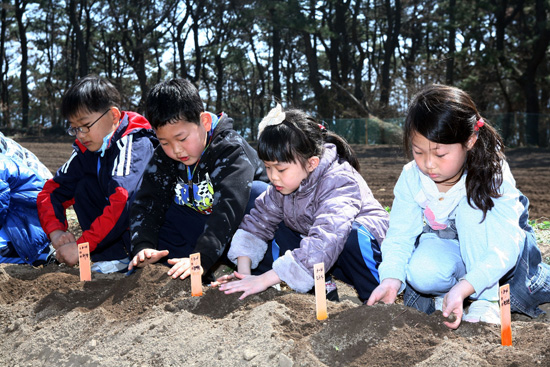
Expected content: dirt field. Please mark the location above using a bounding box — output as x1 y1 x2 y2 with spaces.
0 138 548 366
19 138 550 219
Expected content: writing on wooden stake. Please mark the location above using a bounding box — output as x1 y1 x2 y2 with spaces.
499 284 512 346
314 263 328 320
190 252 202 297
78 242 91 282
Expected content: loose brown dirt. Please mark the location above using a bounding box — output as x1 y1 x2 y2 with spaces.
0 137 547 367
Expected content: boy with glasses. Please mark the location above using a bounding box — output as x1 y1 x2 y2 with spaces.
37 75 156 273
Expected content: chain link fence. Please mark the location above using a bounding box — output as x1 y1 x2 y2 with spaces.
233 113 550 147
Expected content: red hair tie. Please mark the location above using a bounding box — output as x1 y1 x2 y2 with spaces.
474 118 485 131
318 124 326 131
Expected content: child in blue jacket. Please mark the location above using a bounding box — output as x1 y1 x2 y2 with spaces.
367 84 550 329
0 132 53 265
37 75 156 273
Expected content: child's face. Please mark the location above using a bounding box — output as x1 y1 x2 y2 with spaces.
264 157 319 195
155 113 212 166
411 132 476 191
68 107 120 152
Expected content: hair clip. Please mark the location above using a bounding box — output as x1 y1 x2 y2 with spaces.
258 103 286 138
474 118 485 131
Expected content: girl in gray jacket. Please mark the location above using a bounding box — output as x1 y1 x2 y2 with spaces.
219 105 389 302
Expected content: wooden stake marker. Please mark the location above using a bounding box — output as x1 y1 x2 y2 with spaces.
314 263 328 320
190 252 203 297
499 284 512 346
78 242 91 281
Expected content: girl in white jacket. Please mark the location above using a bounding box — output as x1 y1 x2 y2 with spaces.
367 84 550 329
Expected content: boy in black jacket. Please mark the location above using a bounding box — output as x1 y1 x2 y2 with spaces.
129 78 268 279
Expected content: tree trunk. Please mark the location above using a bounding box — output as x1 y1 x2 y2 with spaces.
518 0 550 146
68 0 88 77
14 0 29 129
445 0 456 85
302 31 331 118
214 53 223 113
0 0 9 127
271 25 281 101
379 0 401 113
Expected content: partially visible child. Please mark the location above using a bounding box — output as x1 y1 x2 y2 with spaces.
367 84 550 329
219 104 389 302
37 75 156 273
0 132 53 265
128 78 268 280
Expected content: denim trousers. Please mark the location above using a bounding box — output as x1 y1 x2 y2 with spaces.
404 194 550 318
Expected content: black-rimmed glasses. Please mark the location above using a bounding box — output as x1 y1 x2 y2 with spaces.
66 109 111 136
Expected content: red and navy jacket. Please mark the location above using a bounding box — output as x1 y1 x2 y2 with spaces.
37 111 156 261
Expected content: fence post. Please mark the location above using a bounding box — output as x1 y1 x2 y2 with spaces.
365 118 368 145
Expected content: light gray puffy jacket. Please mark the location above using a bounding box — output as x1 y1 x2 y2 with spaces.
228 144 389 292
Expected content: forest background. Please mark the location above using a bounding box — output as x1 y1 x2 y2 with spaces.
0 0 549 147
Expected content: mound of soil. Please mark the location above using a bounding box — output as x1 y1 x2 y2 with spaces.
3 138 547 366
1 263 550 366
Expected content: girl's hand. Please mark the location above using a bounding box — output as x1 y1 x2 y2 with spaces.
366 278 402 305
167 257 203 280
49 230 76 249
219 270 280 300
441 279 474 329
128 249 169 270
211 272 238 287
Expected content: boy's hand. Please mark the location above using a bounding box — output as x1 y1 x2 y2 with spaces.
128 249 169 270
50 230 76 250
366 278 402 305
55 242 79 267
167 257 203 280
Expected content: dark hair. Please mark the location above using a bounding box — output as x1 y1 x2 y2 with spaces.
61 75 121 119
145 78 204 129
404 84 505 219
258 108 360 172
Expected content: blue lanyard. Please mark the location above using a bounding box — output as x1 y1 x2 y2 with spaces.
186 117 217 205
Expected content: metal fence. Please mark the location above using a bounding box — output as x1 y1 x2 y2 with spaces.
233 113 550 147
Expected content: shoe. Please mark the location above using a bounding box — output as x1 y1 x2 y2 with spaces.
325 280 339 302
91 258 130 274
463 300 500 324
434 296 444 312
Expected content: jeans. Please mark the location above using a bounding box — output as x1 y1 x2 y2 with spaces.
404 194 550 318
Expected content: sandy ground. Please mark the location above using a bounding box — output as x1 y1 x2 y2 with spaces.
0 139 548 366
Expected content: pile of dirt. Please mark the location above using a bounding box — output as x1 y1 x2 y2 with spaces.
1 263 550 366
3 138 547 366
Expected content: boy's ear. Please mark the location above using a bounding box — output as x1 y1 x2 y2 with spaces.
110 107 121 122
200 112 212 132
307 156 320 172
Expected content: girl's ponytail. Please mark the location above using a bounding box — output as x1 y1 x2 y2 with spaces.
465 118 505 218
258 107 360 172
324 130 360 172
